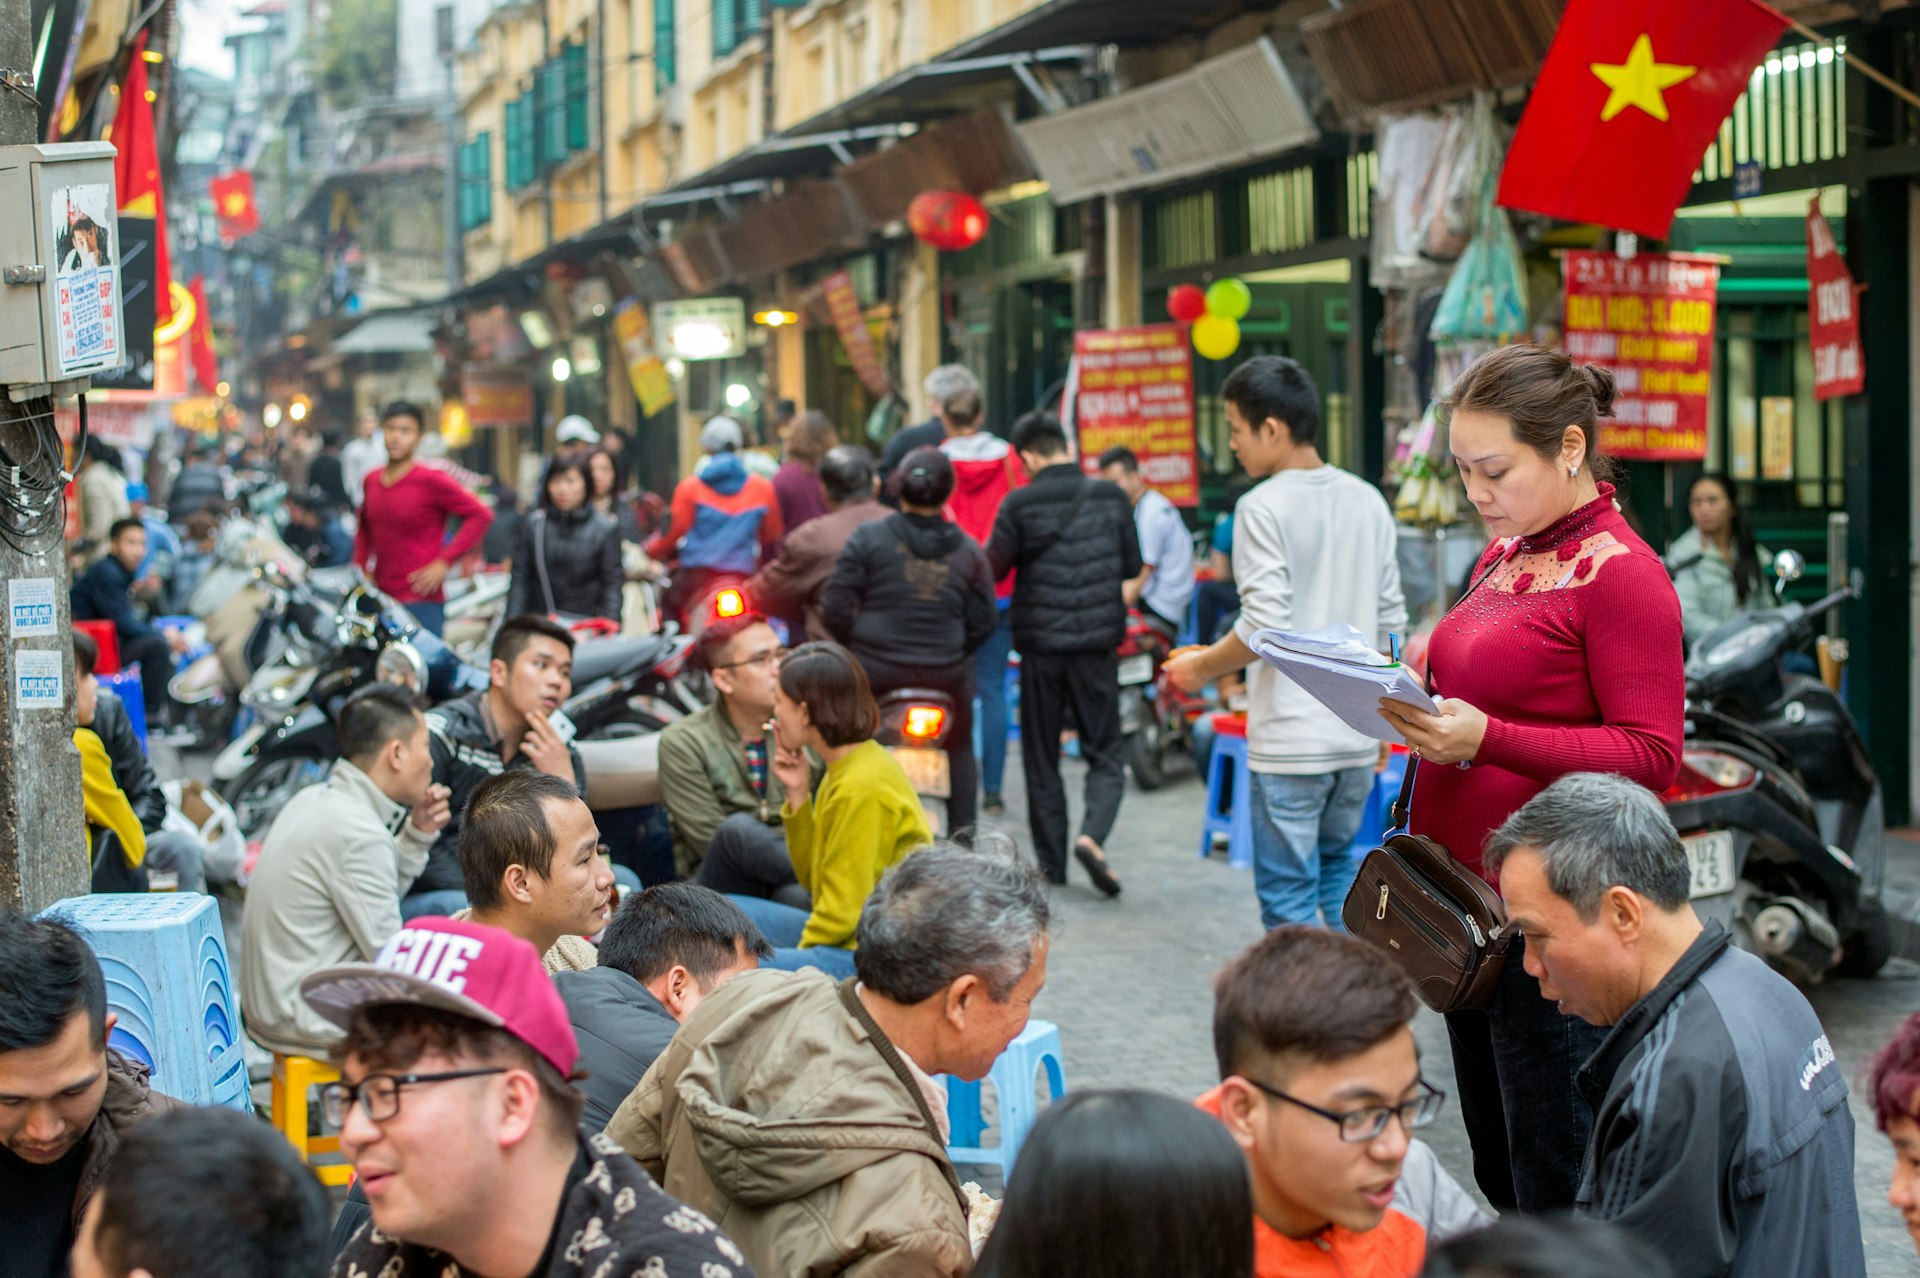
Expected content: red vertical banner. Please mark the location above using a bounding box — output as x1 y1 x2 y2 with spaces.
1561 250 1719 461
1072 324 1199 506
1806 197 1864 400
820 269 893 399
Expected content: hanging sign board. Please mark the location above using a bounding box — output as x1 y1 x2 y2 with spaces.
1806 198 1864 400
1561 250 1719 462
820 270 892 399
612 300 677 417
1071 324 1200 507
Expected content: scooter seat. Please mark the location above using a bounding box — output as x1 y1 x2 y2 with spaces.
569 634 672 686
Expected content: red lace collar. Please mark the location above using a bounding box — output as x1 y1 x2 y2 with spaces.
1512 483 1617 555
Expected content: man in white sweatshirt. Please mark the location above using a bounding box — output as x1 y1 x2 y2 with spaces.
1168 356 1405 929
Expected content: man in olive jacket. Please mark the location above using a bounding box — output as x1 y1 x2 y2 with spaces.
607 844 1050 1278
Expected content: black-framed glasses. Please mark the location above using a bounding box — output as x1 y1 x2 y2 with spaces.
1241 1076 1446 1144
318 1068 508 1127
717 645 785 671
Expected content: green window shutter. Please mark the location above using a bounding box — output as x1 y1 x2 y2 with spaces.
538 59 567 167
653 0 676 88
506 96 534 190
713 0 736 59
565 42 589 153
743 0 762 32
464 132 491 228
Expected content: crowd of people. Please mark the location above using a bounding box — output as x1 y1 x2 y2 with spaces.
15 339 1917 1278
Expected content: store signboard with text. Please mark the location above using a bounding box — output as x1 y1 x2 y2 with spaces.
1806 199 1864 400
1561 250 1719 462
1071 324 1199 507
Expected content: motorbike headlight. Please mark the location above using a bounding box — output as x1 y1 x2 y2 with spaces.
376 642 428 691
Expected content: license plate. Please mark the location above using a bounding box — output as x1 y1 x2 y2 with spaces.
1118 654 1154 686
1684 831 1737 898
891 746 951 798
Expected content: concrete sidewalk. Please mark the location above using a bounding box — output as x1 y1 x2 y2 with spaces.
1881 828 1920 962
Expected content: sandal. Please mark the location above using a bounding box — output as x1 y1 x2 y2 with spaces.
1074 836 1122 898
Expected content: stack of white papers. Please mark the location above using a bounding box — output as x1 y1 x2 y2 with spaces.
1248 627 1438 744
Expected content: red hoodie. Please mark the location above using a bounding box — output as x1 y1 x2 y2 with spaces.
940 432 1024 601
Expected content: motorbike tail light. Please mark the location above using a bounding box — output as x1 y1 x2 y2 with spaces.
1665 748 1758 801
714 589 745 619
904 706 947 741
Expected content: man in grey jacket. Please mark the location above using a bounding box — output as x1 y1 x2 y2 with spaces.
1489 774 1866 1278
241 684 451 1058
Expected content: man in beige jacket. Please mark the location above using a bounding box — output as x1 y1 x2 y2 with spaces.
607 841 1051 1277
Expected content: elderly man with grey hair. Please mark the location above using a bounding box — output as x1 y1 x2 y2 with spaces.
878 362 982 499
607 837 1048 1277
1488 773 1864 1278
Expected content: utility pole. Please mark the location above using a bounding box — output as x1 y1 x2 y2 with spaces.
0 1 88 911
438 4 463 292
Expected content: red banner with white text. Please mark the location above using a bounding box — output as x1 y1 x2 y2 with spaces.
1072 324 1199 506
1806 198 1864 400
1562 250 1719 461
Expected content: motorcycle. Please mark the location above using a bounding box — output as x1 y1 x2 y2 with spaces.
1117 610 1206 790
875 688 955 837
1662 550 1890 985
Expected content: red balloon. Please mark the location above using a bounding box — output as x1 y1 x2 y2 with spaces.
1166 283 1207 323
908 190 989 252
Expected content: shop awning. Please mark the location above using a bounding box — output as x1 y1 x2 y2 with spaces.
941 0 1260 60
332 311 437 355
1302 0 1562 121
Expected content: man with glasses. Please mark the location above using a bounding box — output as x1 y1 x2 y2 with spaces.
660 613 819 893
1199 927 1486 1276
304 916 752 1277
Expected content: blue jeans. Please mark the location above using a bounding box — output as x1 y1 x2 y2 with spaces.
401 888 469 920
764 945 856 978
973 608 1014 794
1248 767 1374 930
406 600 446 636
724 894 808 948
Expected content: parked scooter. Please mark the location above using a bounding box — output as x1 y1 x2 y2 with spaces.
1663 551 1890 984
875 688 956 837
1117 610 1207 790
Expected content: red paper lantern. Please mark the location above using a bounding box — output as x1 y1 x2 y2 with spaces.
908 190 989 252
1166 283 1207 324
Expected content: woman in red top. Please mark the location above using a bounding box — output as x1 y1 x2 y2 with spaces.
1378 344 1684 1214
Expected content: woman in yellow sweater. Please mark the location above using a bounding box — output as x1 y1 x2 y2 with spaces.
755 641 931 977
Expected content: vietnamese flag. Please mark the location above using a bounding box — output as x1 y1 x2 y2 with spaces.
209 171 261 241
110 32 172 327
188 275 219 395
1497 0 1790 239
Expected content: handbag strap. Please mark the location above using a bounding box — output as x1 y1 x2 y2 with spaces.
533 511 558 616
1387 548 1508 831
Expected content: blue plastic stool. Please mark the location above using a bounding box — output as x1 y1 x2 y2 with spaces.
1348 749 1409 862
942 1019 1065 1175
1198 713 1252 869
98 669 146 748
43 894 251 1112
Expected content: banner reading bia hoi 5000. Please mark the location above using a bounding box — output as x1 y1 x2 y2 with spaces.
1561 250 1720 462
1073 324 1200 507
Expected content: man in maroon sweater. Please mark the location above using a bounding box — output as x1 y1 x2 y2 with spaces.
352 402 491 635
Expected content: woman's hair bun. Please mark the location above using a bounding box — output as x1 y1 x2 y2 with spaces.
1579 364 1617 418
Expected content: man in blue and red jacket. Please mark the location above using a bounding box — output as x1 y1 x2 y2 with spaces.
646 416 783 619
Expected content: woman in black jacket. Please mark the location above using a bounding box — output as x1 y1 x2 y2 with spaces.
506 454 624 621
820 446 996 836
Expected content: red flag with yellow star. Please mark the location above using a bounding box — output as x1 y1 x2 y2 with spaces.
1497 0 1790 239
208 171 261 241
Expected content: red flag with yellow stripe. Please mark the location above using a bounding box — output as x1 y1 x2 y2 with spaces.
109 33 172 326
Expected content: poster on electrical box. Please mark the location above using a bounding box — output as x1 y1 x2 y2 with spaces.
48 182 124 377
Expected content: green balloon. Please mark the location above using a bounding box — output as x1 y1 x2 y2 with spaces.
1205 278 1252 321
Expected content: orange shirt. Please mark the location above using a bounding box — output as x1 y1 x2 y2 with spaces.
1195 1086 1428 1278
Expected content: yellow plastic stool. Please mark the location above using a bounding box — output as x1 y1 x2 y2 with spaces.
270 1053 354 1187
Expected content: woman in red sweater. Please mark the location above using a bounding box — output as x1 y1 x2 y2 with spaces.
1377 344 1683 1215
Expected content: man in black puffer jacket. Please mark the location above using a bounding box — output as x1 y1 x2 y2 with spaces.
987 412 1141 894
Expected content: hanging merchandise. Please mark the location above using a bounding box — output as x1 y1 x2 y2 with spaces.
1166 284 1207 323
1370 112 1459 291
907 191 989 252
1429 102 1527 346
1204 278 1252 321
1191 314 1241 361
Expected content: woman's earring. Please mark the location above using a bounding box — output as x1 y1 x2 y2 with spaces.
1569 464 1578 477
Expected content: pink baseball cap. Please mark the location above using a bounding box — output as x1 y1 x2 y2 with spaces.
301 917 579 1077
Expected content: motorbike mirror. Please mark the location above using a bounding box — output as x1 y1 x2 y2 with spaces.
1772 549 1805 599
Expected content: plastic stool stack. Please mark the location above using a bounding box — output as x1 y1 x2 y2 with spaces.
44 893 250 1111
941 1019 1065 1176
1347 747 1410 861
1198 713 1252 869
271 1054 353 1187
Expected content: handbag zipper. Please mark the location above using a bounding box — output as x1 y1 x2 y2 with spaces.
1379 860 1492 955
1377 884 1389 921
1383 889 1454 953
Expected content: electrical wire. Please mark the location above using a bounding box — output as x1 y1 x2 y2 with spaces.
0 396 79 554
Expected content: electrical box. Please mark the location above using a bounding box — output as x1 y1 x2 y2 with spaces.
0 143 125 389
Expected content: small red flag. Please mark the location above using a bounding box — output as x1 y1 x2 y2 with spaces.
1497 0 1790 239
1806 199 1863 400
188 275 219 395
110 33 172 326
209 170 261 241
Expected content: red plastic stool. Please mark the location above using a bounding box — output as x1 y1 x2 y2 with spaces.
75 620 121 673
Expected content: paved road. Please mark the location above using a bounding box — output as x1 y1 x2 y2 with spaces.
977 755 1920 1274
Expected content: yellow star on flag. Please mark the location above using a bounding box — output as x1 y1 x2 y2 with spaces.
221 192 249 216
1591 34 1697 123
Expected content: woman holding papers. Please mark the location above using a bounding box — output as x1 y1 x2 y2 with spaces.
1375 344 1684 1217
